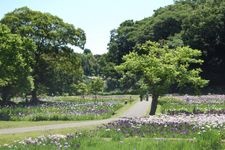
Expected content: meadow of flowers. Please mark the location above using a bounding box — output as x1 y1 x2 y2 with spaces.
159 95 225 115
1 118 224 150
0 99 124 121
0 95 225 150
177 94 225 104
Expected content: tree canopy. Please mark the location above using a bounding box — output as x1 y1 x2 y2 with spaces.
107 0 225 89
117 41 208 115
1 7 86 102
0 24 35 103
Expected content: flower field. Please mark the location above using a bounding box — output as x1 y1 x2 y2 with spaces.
1 95 225 149
0 96 130 121
159 96 225 115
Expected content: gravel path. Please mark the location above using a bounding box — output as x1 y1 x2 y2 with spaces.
0 100 151 135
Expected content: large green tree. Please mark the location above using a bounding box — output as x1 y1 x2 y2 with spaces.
81 49 98 76
1 7 86 102
39 52 83 95
0 24 35 104
117 41 208 115
107 20 137 64
182 0 225 86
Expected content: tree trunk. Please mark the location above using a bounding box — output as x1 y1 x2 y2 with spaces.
30 54 40 104
1 87 11 102
30 89 39 104
2 92 10 103
140 95 143 101
149 94 159 115
146 94 149 101
0 87 15 106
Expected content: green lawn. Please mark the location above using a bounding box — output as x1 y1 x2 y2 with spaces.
0 121 77 129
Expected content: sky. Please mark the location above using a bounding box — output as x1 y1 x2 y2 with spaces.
0 0 174 54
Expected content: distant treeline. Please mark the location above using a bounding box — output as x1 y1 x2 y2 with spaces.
105 0 225 93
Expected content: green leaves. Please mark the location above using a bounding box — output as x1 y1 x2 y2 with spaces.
0 24 36 100
117 41 208 95
90 77 104 95
3 7 86 52
0 7 87 99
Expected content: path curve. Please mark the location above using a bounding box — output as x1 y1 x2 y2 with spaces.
0 100 151 135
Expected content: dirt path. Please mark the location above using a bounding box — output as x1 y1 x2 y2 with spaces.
0 100 151 135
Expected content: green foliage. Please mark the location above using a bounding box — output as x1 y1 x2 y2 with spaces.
117 41 207 115
0 24 36 102
117 41 207 95
107 3 192 64
80 49 99 76
90 77 104 95
107 20 136 64
181 1 225 86
1 7 86 50
1 7 86 101
40 53 83 95
72 82 89 96
107 0 225 89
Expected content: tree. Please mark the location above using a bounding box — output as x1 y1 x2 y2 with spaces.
1 7 86 103
72 82 89 98
116 41 208 115
182 1 225 86
0 24 35 104
81 49 98 76
107 3 191 65
107 20 137 64
40 52 83 95
90 77 104 98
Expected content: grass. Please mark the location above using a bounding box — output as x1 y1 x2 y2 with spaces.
0 126 96 146
13 137 196 150
1 129 224 150
156 104 161 115
0 121 77 129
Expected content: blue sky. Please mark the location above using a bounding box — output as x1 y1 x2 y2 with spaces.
0 0 174 54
